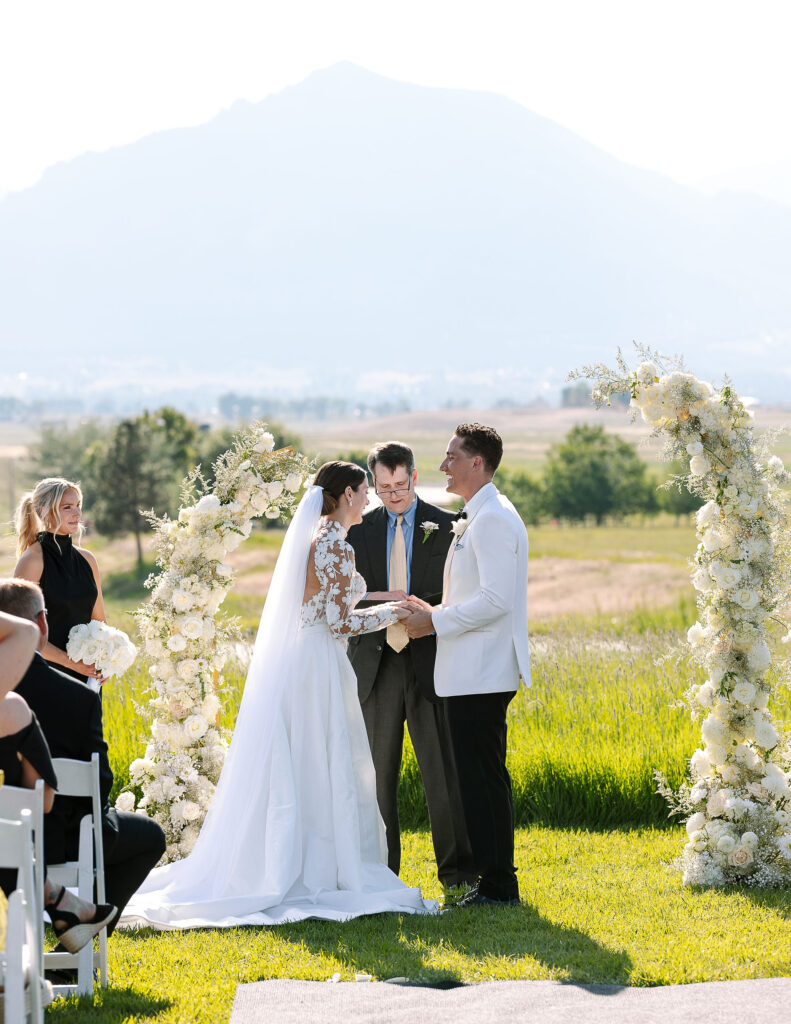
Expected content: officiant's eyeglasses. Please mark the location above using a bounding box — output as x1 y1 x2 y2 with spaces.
374 483 413 498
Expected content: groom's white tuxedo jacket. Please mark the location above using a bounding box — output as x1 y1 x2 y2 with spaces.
432 482 530 698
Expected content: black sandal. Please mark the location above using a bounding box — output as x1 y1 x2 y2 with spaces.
45 886 117 954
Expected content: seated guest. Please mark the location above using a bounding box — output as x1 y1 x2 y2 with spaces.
0 610 39 696
0 579 165 934
0 626 115 951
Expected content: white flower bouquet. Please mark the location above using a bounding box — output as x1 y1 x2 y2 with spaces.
66 619 137 679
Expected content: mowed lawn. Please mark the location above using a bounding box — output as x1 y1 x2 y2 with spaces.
45 828 791 1023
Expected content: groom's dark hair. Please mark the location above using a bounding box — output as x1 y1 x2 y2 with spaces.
367 442 415 476
455 423 503 474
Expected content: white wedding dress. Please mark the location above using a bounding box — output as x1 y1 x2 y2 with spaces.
121 487 434 928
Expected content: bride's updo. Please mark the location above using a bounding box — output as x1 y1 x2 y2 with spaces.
314 461 367 515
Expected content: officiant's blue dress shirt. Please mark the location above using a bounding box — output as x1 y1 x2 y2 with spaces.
386 499 417 592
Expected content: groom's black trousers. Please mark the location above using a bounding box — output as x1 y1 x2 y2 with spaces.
446 690 518 901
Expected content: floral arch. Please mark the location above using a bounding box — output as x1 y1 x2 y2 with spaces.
121 424 311 861
573 347 791 887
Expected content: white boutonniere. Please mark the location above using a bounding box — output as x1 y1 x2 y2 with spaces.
450 519 469 538
420 521 439 544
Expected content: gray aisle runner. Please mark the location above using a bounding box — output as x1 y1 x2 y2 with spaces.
230 978 791 1024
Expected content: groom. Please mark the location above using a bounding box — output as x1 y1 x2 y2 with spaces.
403 423 530 906
346 442 475 891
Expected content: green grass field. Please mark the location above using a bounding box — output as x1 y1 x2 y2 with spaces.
44 827 791 1023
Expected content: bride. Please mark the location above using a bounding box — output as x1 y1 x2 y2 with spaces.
122 461 435 927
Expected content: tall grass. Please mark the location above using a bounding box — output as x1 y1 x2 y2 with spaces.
104 604 721 830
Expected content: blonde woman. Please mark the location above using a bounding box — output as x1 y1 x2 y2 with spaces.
14 478 107 683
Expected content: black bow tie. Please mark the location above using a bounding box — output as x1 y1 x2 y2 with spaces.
454 510 467 521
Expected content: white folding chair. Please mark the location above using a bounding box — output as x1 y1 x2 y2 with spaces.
44 754 109 998
0 812 47 1023
0 782 46 958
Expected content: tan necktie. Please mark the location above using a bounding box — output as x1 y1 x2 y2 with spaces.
386 514 409 652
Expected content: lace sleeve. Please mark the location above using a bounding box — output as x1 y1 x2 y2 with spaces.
316 533 400 638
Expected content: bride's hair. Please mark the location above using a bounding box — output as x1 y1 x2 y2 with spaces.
314 461 367 515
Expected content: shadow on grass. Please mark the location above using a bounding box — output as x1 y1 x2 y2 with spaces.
44 986 171 1022
271 901 633 988
720 885 791 920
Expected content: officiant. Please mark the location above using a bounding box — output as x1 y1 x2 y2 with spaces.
14 477 109 684
346 442 475 892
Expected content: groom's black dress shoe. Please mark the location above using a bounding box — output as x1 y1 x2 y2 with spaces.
456 889 520 908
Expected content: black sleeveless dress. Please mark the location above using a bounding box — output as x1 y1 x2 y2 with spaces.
38 531 98 682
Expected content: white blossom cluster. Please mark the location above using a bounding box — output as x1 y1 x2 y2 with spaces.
575 346 791 887
116 423 311 860
66 619 137 679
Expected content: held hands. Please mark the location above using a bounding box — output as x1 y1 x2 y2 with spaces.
395 596 436 638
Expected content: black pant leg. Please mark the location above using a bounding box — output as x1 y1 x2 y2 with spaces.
360 648 407 875
404 683 476 887
446 690 518 901
102 808 165 933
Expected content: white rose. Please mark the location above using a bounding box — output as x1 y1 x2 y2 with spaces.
728 844 753 869
184 714 209 741
145 637 163 657
734 588 760 611
202 693 221 720
741 831 759 848
707 788 732 817
689 782 708 803
686 441 704 456
702 530 727 553
701 716 729 747
695 682 715 708
731 681 756 705
266 480 284 501
692 568 713 593
690 748 712 777
167 634 187 652
181 616 204 640
690 454 711 476
747 641 771 673
115 791 136 813
717 835 736 854
177 659 200 681
686 812 707 835
172 590 194 612
253 433 275 453
265 507 281 519
753 716 778 750
284 472 303 492
687 622 705 646
775 810 790 826
181 800 201 822
720 765 740 784
195 494 221 514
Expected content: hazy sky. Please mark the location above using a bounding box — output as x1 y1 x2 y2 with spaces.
2 0 790 196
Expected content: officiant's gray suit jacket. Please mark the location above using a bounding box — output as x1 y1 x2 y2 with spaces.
346 497 456 702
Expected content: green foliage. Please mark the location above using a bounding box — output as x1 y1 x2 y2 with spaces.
30 411 302 562
496 465 545 525
543 424 658 524
656 461 702 521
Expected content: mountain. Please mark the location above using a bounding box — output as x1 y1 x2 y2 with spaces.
1 62 790 406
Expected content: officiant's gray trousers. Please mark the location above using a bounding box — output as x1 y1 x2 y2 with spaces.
360 646 475 887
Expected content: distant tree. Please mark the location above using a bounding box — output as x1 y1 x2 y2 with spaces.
30 420 110 508
657 461 701 522
542 424 657 524
495 466 545 526
86 417 171 567
560 382 592 408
